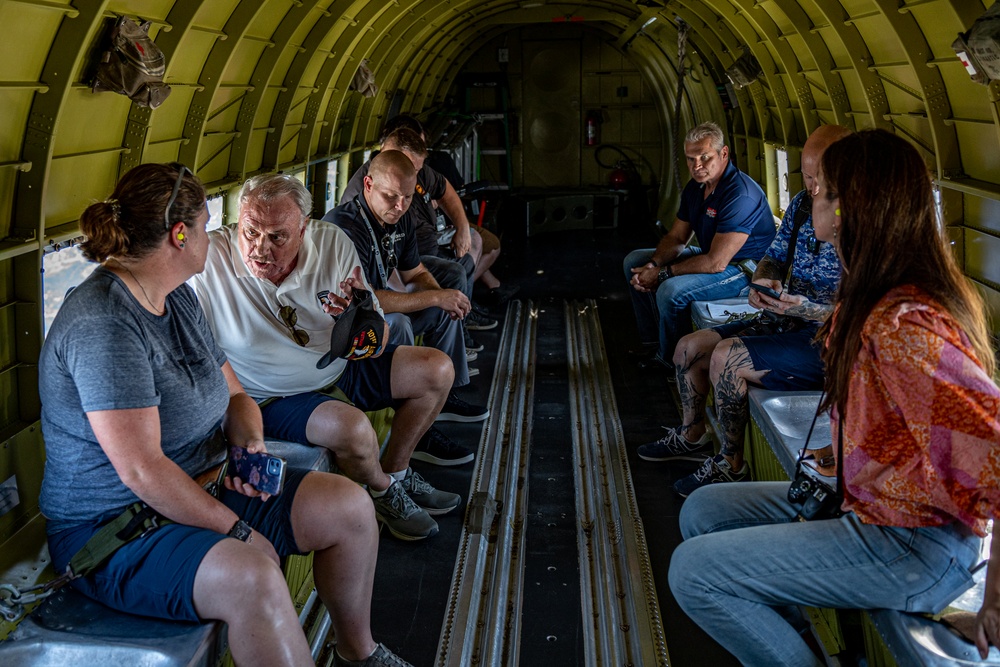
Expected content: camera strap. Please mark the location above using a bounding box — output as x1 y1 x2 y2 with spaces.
780 196 812 288
792 394 844 505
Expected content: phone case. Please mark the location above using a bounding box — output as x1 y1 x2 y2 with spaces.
228 446 287 496
749 283 782 299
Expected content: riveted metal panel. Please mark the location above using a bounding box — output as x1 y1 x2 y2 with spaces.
955 124 1000 182
45 153 121 229
965 195 1000 236
978 282 1000 337
965 228 1000 289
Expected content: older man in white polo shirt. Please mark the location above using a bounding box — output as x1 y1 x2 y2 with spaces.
190 173 463 541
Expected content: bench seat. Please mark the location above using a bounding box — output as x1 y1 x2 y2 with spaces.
0 438 333 667
747 387 999 666
690 297 755 331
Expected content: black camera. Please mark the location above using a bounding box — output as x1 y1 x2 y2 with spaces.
787 471 843 521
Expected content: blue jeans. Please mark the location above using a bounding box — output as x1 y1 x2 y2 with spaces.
422 254 475 300
623 247 749 360
669 483 981 666
386 310 468 387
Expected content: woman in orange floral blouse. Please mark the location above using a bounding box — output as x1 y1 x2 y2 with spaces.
669 129 1000 665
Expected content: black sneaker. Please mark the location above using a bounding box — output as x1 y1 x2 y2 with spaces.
436 391 489 423
371 482 439 541
637 427 713 462
464 327 485 352
484 283 519 306
673 454 750 498
411 427 475 466
399 468 461 515
333 642 413 667
465 309 498 331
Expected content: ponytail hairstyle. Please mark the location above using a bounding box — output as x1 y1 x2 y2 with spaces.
818 130 994 416
79 163 205 262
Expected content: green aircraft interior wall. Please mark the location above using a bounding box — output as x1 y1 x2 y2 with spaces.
0 0 999 547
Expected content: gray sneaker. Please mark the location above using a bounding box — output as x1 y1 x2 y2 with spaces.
372 481 438 541
400 468 461 516
333 642 413 667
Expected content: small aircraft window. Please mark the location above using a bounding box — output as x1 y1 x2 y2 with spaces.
776 148 790 213
932 184 944 232
207 196 224 231
43 244 97 335
326 159 339 208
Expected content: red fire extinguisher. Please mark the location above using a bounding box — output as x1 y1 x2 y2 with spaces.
585 111 601 146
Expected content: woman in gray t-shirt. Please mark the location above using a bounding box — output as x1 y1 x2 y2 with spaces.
39 163 408 667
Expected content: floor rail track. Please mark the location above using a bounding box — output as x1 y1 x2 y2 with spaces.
436 300 538 666
566 299 670 667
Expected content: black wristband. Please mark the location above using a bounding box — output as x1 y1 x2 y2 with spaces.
227 519 253 543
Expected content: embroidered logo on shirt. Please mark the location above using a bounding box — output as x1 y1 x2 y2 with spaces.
414 183 431 203
706 207 717 218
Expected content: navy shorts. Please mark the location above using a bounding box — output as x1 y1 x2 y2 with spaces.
711 319 824 392
46 467 312 623
260 344 399 444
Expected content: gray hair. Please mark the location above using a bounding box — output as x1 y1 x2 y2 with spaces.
238 173 312 220
685 122 726 152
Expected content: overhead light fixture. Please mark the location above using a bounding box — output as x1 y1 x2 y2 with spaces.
642 17 657 29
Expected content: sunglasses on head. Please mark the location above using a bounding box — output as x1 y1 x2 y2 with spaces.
278 305 310 347
164 164 193 232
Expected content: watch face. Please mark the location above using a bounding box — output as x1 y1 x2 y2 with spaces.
229 520 252 542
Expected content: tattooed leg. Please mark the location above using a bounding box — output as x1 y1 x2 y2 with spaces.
709 339 768 466
672 330 721 440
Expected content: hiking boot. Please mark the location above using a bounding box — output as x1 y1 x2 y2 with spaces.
400 468 461 515
333 642 413 667
673 454 750 498
371 481 438 541
436 391 489 423
411 427 475 466
465 309 497 331
637 427 713 462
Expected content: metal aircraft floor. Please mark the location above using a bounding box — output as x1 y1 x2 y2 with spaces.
369 206 739 667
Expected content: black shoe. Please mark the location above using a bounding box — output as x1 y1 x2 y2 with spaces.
485 283 519 306
636 353 673 373
465 309 498 331
411 427 475 466
436 391 489 423
463 327 484 352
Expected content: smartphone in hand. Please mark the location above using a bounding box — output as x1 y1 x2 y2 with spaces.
228 445 286 496
749 283 783 300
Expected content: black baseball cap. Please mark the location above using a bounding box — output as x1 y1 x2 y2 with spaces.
316 289 386 369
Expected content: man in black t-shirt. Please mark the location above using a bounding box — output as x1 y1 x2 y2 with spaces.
323 150 487 464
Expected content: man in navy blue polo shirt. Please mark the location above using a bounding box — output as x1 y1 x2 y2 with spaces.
624 121 775 369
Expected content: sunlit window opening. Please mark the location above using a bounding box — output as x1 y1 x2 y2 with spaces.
776 148 790 213
43 245 96 335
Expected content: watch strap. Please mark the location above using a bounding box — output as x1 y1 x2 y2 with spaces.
227 519 253 543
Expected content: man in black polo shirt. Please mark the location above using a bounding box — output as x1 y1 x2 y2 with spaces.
323 150 486 466
624 121 776 369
